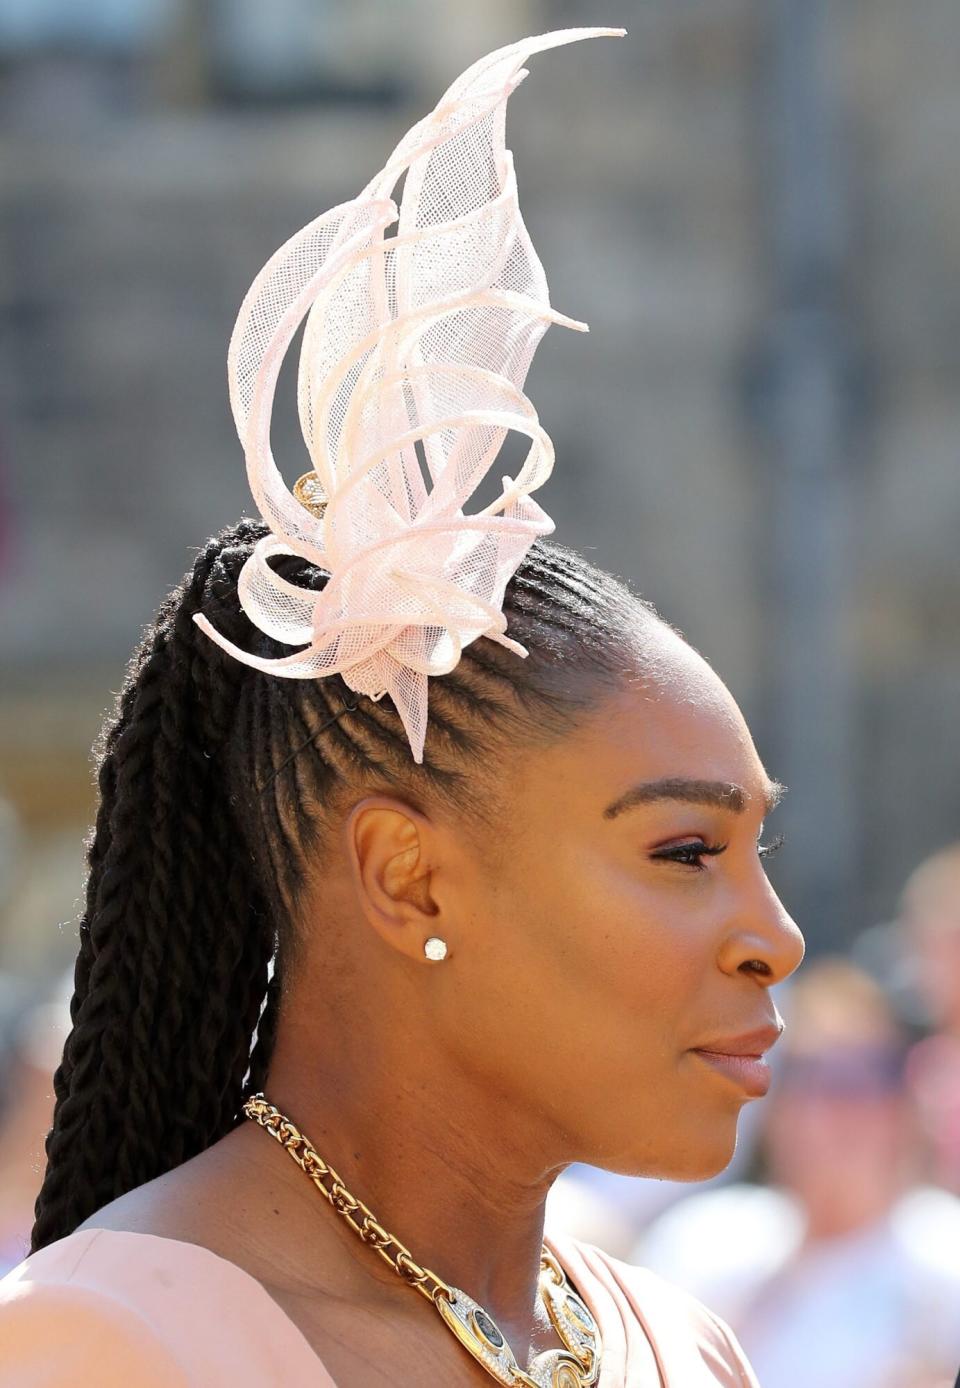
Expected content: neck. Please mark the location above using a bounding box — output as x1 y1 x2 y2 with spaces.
234 1002 568 1359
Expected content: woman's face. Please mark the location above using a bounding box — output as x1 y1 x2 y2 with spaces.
428 626 805 1182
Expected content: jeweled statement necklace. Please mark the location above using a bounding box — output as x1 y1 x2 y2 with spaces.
242 1094 602 1386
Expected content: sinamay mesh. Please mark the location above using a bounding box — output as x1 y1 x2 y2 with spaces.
193 27 625 763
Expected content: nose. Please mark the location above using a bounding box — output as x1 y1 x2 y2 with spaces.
720 876 806 985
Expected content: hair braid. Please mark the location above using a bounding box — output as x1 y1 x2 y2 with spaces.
31 523 271 1248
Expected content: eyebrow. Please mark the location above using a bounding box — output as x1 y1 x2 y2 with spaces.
603 776 787 820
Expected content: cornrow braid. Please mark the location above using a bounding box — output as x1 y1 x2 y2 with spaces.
31 517 664 1253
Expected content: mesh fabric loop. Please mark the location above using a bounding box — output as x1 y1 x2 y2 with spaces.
193 27 625 762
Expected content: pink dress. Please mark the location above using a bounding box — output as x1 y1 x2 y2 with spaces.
0 1225 760 1386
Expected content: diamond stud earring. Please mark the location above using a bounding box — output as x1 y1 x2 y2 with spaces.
424 937 448 961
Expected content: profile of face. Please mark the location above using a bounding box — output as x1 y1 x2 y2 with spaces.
302 621 805 1189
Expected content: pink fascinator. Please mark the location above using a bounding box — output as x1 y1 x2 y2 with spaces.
193 26 625 764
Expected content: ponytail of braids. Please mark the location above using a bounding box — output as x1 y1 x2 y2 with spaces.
31 520 276 1251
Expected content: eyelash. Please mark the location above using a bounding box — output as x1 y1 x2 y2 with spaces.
652 834 786 871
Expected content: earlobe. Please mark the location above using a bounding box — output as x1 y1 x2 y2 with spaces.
345 796 443 961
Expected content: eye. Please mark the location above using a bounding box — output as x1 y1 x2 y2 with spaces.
651 833 786 872
650 840 728 871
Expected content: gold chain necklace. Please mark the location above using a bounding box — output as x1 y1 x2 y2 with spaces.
242 1093 602 1387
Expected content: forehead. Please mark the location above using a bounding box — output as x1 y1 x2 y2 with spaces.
511 642 773 821
593 681 763 789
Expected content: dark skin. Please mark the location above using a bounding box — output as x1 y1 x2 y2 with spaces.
80 620 805 1385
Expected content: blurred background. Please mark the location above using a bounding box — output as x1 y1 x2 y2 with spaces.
1 3 958 1385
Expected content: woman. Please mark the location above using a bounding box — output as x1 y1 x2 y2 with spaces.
0 28 804 1387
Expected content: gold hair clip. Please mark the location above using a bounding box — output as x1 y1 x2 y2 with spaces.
292 471 327 519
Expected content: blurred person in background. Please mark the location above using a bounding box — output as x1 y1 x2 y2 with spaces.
0 968 72 1274
901 842 960 1197
633 956 960 1388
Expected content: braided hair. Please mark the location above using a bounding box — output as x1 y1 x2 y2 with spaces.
31 517 664 1252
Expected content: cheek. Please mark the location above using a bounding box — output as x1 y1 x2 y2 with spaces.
578 846 705 966
501 846 711 1060
440 845 748 1175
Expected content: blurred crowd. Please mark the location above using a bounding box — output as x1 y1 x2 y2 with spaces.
1 836 959 1388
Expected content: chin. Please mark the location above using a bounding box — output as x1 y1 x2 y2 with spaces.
588 1120 739 1184
677 1110 744 1180
665 1140 738 1183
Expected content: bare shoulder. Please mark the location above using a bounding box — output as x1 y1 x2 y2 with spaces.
70 1123 364 1304
75 1168 214 1244
70 1134 507 1387
74 1124 256 1251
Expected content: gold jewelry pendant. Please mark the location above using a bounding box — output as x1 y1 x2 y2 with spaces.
538 1251 601 1385
433 1251 602 1387
436 1283 542 1385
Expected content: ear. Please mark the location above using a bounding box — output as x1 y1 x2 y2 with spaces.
343 796 446 962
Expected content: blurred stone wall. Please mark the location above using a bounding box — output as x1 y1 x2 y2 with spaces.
1 0 958 979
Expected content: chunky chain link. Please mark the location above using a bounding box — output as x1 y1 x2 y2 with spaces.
242 1092 600 1385
242 1092 453 1306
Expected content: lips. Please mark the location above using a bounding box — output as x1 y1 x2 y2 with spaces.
690 1023 784 1057
688 1022 783 1097
691 1049 773 1097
